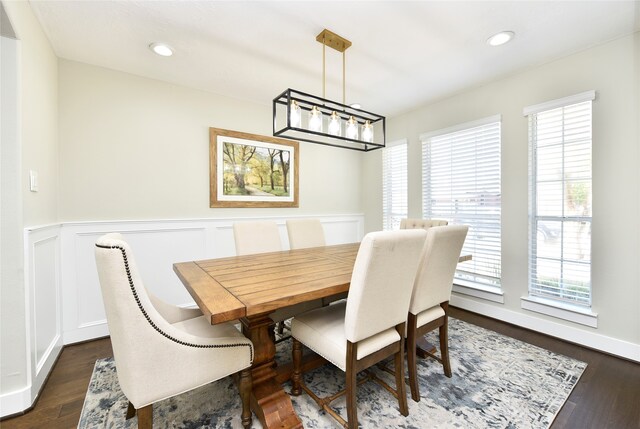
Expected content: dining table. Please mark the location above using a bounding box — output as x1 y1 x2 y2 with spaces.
173 242 470 429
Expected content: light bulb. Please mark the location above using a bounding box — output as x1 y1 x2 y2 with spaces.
290 100 301 128
308 106 323 132
328 111 341 136
361 120 374 143
345 116 358 140
149 42 173 57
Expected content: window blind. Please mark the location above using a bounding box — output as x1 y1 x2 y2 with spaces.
422 120 501 288
382 142 407 230
528 98 592 306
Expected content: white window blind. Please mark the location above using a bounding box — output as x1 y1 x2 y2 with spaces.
527 94 593 307
421 118 501 288
382 142 407 230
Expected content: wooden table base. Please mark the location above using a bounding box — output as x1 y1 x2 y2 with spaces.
241 315 303 429
415 335 438 358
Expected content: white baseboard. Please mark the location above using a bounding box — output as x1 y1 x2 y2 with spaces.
0 386 31 418
451 294 640 362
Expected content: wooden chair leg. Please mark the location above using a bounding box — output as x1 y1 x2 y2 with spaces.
440 315 452 378
125 401 136 419
239 367 252 429
137 404 153 429
407 313 421 402
291 338 303 395
277 321 285 335
346 341 358 429
395 323 409 416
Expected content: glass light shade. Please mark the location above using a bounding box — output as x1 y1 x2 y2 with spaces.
290 100 301 128
345 116 358 140
328 111 341 136
361 120 374 143
308 106 323 132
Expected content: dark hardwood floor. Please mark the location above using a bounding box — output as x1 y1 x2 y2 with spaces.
1 308 638 428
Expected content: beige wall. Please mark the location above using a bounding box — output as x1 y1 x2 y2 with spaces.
363 33 640 345
58 60 362 222
1 0 58 397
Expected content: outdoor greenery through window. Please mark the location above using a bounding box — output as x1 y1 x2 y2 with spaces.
526 92 594 307
421 116 501 289
382 141 407 230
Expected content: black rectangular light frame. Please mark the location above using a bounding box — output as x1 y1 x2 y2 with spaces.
273 88 386 152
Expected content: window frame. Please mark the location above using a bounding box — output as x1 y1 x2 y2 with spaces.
381 139 408 231
523 90 598 326
420 115 502 293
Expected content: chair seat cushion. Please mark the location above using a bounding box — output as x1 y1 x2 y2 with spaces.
291 301 401 372
416 305 445 329
172 315 245 339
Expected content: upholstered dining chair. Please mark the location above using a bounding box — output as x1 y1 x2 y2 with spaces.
233 221 283 256
286 218 326 249
400 218 449 230
286 218 347 305
406 225 468 402
233 221 321 336
95 233 254 429
291 229 427 429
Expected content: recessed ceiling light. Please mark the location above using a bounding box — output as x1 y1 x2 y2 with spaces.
487 31 515 47
149 42 173 57
350 103 362 109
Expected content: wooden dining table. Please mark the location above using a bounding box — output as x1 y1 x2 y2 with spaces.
173 242 471 429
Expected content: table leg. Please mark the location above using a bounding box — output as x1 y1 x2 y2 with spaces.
415 336 437 358
241 315 303 429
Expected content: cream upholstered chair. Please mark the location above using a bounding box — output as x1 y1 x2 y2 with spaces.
291 229 427 429
286 218 347 305
233 221 321 336
233 221 283 255
95 233 254 429
400 218 449 230
406 225 468 402
286 218 326 249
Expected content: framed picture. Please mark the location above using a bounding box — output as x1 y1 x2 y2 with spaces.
210 128 299 208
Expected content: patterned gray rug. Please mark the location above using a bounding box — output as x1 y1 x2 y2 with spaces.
78 318 586 428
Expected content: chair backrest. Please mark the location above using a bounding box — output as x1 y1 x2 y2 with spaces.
344 229 427 343
233 221 282 256
400 218 449 230
409 225 468 315
286 219 326 249
94 233 168 400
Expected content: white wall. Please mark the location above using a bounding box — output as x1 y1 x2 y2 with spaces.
58 60 363 222
1 0 60 416
363 33 640 356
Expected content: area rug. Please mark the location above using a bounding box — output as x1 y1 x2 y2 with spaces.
78 319 586 428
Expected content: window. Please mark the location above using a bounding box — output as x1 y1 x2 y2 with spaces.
526 91 594 307
382 141 407 230
421 116 501 289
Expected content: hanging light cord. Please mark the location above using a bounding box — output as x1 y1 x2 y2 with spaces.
342 50 346 105
322 36 326 99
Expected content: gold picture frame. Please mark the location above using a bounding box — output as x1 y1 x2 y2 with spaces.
210 128 299 208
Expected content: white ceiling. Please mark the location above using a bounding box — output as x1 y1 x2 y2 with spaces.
30 0 639 117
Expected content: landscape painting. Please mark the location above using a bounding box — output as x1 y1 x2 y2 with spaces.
210 128 299 207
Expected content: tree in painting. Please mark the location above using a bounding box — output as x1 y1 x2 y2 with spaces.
222 141 291 197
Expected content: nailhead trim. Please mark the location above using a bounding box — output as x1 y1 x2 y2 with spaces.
96 243 253 361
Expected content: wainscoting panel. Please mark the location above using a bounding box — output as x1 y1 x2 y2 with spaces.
59 214 364 345
25 225 63 405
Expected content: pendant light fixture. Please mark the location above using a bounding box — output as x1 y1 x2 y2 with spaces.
273 29 385 151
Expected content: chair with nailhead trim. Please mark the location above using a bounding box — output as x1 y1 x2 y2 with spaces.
95 233 254 429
